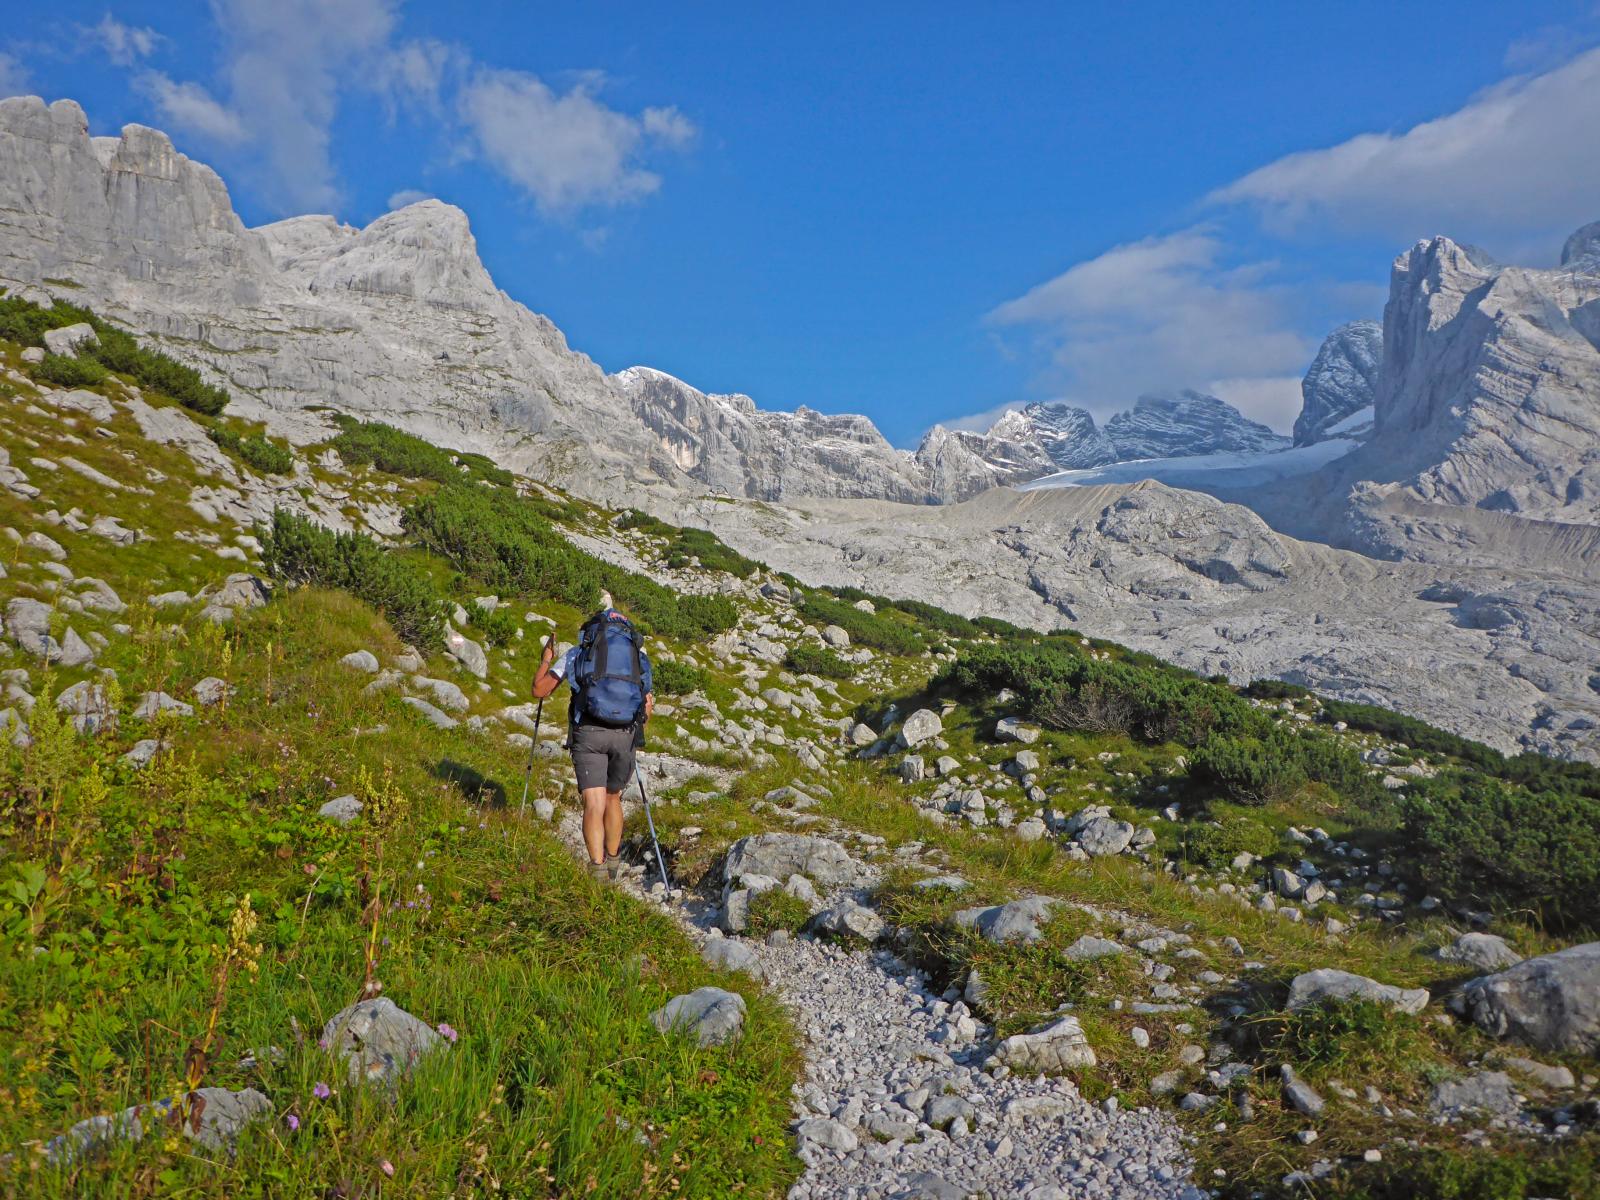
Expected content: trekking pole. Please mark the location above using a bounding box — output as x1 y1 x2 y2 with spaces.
633 762 672 894
518 632 554 817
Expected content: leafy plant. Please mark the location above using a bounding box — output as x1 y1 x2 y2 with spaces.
798 594 922 656
34 353 109 388
259 509 450 650
1179 816 1277 868
785 643 852 680
1401 775 1600 930
652 659 709 696
744 889 811 937
208 426 294 474
329 417 507 485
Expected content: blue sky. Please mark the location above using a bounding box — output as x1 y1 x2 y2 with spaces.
4 2 1600 446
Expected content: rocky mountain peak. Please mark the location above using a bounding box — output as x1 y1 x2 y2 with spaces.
1562 220 1600 270
301 200 498 310
1104 391 1289 460
1294 320 1383 446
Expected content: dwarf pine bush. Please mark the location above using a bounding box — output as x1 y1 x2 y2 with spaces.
260 509 450 650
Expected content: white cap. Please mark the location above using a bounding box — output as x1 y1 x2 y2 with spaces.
599 589 614 609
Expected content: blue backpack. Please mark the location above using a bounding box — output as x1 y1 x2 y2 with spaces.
571 610 650 728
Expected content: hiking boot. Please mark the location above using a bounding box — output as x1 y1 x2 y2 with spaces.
586 859 609 883
605 853 624 880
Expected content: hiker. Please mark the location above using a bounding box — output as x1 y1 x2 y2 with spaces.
531 601 654 881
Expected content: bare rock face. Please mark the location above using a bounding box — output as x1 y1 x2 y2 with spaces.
1105 391 1289 460
1371 234 1600 524
1294 320 1382 446
1454 942 1600 1055
911 425 1047 503
613 366 931 503
0 96 928 507
1561 220 1600 269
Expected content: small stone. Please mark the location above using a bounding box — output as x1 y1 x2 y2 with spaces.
650 987 746 1047
192 677 233 706
1281 1064 1325 1117
319 795 363 824
340 650 381 673
321 997 444 1087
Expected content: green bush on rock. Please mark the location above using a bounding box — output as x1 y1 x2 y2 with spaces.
1401 776 1600 931
784 644 852 680
208 426 294 474
260 509 449 651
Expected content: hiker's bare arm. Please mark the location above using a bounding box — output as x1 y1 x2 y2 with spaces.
531 641 561 700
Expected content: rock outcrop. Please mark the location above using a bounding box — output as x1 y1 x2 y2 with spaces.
1104 392 1289 460
1454 942 1600 1054
1294 320 1382 446
0 96 932 507
670 480 1600 760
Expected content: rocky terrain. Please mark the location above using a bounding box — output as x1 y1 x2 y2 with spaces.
2 297 1598 1200
1102 392 1288 461
666 482 1600 763
2 92 1598 773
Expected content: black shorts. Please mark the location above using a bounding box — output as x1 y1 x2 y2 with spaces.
570 723 637 793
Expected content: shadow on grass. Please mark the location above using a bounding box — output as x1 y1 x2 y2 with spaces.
434 757 508 808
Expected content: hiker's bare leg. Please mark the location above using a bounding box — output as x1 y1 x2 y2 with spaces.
604 791 624 857
580 785 610 863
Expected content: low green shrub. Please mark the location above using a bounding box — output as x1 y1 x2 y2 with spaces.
404 485 606 610
1324 697 1600 799
652 658 709 696
208 427 294 474
669 526 762 577
941 641 1262 745
785 643 852 680
403 486 739 641
34 352 108 387
259 509 449 650
1179 816 1277 868
612 577 739 641
744 889 811 937
799 594 922 656
2 292 230 413
1243 678 1312 701
1339 1140 1600 1200
330 416 505 485
466 603 521 649
1401 776 1600 930
89 325 229 415
617 511 764 578
1190 732 1306 806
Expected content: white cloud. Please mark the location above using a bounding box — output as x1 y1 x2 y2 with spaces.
114 2 696 221
1206 375 1305 432
387 187 432 209
137 71 248 143
375 37 466 116
86 15 162 66
0 51 31 98
642 105 697 149
206 0 399 212
937 400 1025 435
1210 47 1600 245
459 68 697 213
987 228 1314 425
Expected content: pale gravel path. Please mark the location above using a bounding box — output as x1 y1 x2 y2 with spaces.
548 767 1203 1198
751 933 1203 1200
